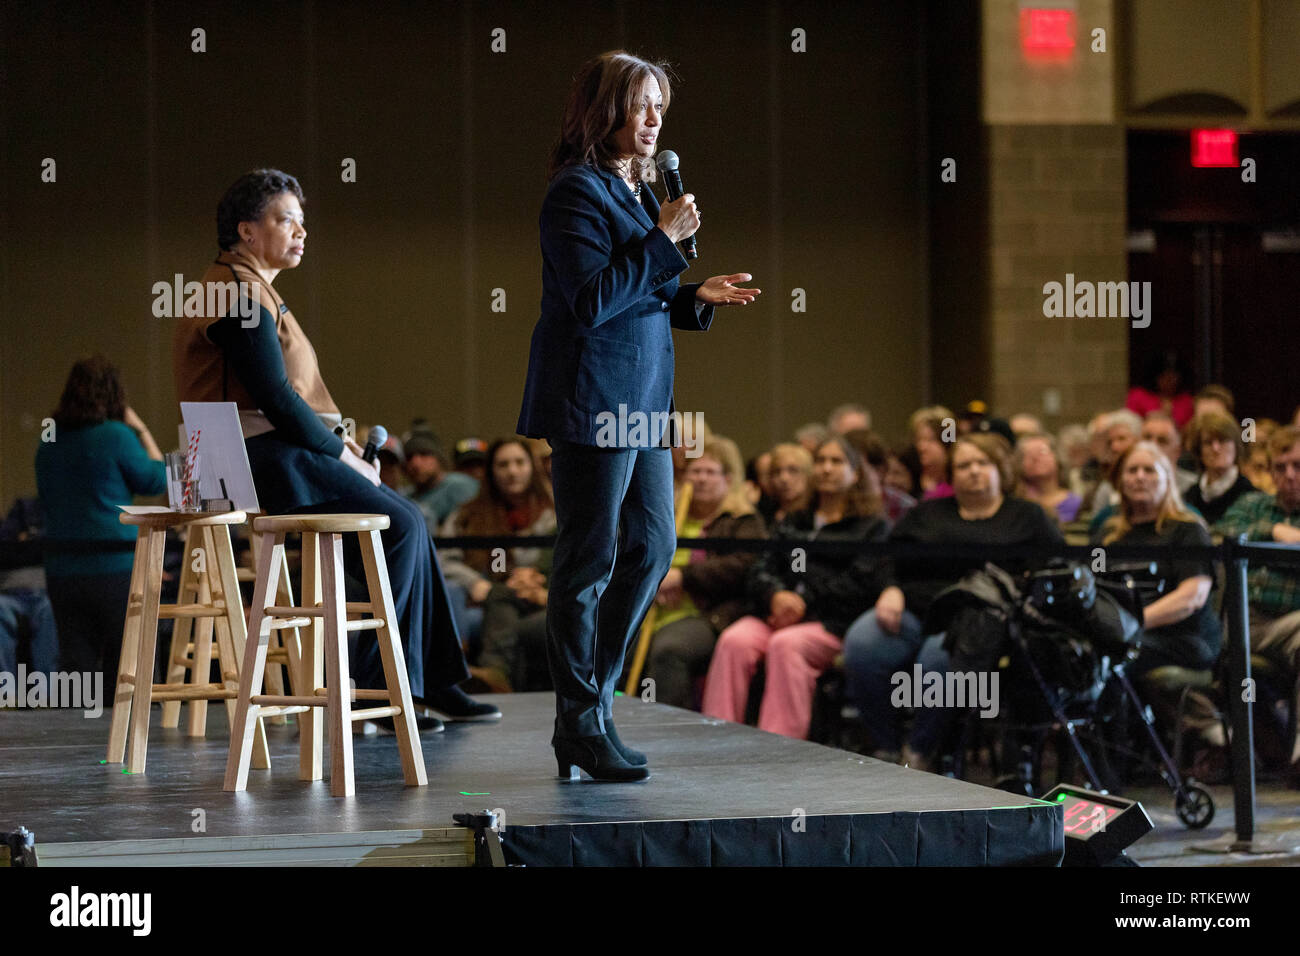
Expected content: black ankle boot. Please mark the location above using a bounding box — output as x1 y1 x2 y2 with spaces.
553 734 650 782
604 720 647 766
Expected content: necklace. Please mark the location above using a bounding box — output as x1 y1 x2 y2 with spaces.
626 178 641 199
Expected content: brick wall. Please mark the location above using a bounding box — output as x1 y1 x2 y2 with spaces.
987 123 1129 428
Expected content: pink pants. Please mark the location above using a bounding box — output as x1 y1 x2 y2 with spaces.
701 616 842 739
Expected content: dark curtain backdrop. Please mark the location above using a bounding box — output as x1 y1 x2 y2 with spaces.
0 0 938 502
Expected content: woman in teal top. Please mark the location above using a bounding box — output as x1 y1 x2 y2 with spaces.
35 356 166 677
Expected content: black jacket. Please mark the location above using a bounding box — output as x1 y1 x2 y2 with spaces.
746 507 889 637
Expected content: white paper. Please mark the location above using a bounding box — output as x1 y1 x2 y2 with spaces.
179 402 261 513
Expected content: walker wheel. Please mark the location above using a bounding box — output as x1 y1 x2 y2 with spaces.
1175 780 1215 829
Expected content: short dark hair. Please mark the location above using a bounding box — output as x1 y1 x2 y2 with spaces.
217 169 305 251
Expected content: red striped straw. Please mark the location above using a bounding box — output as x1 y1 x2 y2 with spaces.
182 429 201 510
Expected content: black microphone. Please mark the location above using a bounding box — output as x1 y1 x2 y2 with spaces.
655 150 697 260
362 425 387 464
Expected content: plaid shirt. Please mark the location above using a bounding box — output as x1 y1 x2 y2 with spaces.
1215 491 1300 616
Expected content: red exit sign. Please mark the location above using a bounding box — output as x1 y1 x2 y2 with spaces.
1191 129 1239 167
1020 8 1077 52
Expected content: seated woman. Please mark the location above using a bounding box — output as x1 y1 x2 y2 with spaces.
910 406 955 500
841 433 1063 769
35 356 167 680
172 168 496 725
1093 441 1221 682
641 436 766 710
1014 432 1082 525
844 429 916 524
438 438 557 693
762 442 814 526
702 436 888 740
1183 411 1256 525
884 443 922 499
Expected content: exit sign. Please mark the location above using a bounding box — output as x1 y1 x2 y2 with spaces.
1191 129 1239 167
1021 8 1077 52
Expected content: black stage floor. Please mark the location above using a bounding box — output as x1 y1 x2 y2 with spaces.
0 693 1062 866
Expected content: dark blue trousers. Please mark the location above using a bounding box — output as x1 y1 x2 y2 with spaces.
546 442 675 739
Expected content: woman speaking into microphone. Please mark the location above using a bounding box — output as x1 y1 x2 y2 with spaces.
518 51 759 782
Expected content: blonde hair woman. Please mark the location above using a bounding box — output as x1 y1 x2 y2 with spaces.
1095 441 1221 678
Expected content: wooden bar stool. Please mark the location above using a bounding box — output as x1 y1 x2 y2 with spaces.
107 510 276 774
244 528 306 725
224 514 427 797
159 523 306 735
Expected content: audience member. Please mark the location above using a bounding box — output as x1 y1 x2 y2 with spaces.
703 436 887 739
1127 351 1194 428
765 442 814 524
1141 410 1197 493
743 451 775 514
438 438 557 693
844 428 916 524
34 356 166 679
1193 384 1235 421
958 400 988 435
1089 409 1143 519
1183 411 1256 524
885 444 922 498
827 403 871 435
1009 412 1044 439
795 422 829 456
909 406 955 499
1095 442 1220 681
841 433 1063 770
1242 441 1277 495
404 432 478 532
1217 425 1300 782
1014 432 1082 524
642 437 767 709
0 498 57 676
453 437 490 485
1057 423 1093 502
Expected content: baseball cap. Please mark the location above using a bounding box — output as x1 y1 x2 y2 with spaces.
454 438 488 467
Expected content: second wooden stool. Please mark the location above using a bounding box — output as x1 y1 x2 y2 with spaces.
224 514 427 797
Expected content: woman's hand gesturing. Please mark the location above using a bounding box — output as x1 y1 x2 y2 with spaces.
696 273 761 307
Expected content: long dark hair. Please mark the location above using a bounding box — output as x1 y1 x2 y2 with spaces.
814 436 882 519
456 438 555 575
547 50 673 182
51 355 126 429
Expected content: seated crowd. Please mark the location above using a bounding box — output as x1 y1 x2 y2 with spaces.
8 362 1300 788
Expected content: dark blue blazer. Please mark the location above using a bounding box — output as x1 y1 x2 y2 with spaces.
516 162 714 447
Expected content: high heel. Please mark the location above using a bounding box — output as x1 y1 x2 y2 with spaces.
553 734 650 782
604 720 647 767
